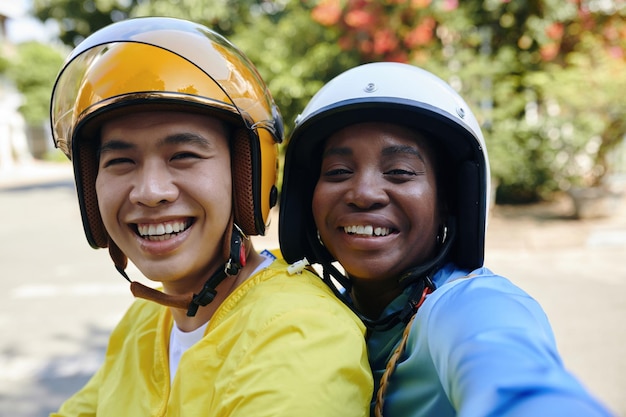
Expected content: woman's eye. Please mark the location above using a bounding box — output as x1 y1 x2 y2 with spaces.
385 169 417 176
323 168 352 177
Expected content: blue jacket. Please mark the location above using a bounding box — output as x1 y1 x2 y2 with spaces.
368 263 613 417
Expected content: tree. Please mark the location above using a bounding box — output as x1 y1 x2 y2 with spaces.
33 0 138 46
33 0 279 45
229 1 360 133
4 42 66 124
310 0 626 202
31 0 360 137
33 0 626 202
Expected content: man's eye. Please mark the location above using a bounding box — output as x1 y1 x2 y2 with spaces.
102 157 133 168
171 152 203 161
172 152 194 160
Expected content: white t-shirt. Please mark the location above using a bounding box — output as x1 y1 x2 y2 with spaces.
168 251 275 383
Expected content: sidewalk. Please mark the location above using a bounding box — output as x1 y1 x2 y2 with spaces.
0 161 73 190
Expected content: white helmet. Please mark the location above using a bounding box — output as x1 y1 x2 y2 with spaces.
279 62 490 311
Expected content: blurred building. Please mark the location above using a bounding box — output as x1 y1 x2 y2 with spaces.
0 3 36 171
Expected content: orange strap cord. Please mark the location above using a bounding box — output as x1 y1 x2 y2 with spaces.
374 285 432 417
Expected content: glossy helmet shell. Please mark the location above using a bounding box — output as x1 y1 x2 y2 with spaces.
279 62 489 270
50 17 283 249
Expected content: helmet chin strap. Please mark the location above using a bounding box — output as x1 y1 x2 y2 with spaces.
184 223 246 317
316 217 457 332
110 215 247 317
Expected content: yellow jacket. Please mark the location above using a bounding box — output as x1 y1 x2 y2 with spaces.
51 259 372 416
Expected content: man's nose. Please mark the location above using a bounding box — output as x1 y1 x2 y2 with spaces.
129 161 179 207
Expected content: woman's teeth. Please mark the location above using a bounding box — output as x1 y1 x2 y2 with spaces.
137 220 189 241
344 225 391 236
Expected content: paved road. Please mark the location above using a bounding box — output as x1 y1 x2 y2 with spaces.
1 162 625 416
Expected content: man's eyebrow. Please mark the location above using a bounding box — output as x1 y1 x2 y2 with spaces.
382 145 425 162
98 139 134 155
99 133 215 154
159 132 215 150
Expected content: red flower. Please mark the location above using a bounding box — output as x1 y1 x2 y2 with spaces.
546 22 564 41
345 9 376 29
404 17 435 47
374 28 399 54
312 0 342 26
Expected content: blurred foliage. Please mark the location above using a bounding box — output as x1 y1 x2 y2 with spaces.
25 0 626 202
3 42 65 124
31 0 359 135
0 54 9 73
309 0 626 201
524 33 626 189
33 0 138 46
229 2 360 135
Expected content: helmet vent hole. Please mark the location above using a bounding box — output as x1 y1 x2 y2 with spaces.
364 83 377 93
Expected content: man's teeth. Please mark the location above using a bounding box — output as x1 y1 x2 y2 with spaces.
344 225 391 236
137 221 189 240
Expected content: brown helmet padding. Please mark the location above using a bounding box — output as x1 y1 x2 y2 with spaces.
231 128 257 236
77 134 108 248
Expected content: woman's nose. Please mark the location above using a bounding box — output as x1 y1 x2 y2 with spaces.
346 172 389 209
129 162 179 207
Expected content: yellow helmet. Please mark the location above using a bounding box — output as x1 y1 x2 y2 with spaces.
50 17 283 249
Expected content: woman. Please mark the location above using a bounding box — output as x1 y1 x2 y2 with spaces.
279 62 613 417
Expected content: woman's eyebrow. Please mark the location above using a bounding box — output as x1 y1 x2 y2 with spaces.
382 145 425 162
322 146 352 158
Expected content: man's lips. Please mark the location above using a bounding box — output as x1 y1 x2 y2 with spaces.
135 219 192 241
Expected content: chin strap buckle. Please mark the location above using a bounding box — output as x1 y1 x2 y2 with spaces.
187 224 247 317
187 283 221 317
226 224 246 275
399 276 435 324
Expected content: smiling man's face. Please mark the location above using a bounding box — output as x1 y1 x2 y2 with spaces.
96 110 232 294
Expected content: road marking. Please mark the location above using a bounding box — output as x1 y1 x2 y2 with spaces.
11 283 130 299
587 229 626 247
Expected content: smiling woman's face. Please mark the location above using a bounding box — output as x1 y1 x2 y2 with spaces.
312 122 441 289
